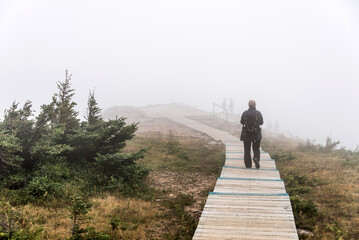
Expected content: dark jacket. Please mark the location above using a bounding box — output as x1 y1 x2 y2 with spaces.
240 107 263 141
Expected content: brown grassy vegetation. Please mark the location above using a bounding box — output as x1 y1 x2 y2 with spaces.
11 109 358 239
263 137 359 240
5 131 225 240
126 131 225 174
18 194 163 239
154 115 359 239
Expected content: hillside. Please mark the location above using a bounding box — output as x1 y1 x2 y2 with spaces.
105 104 359 239
1 102 358 239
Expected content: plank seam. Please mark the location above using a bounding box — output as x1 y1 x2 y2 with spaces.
223 166 279 171
209 192 289 196
218 177 283 181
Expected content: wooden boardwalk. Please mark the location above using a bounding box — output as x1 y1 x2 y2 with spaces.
193 140 298 239
142 105 298 239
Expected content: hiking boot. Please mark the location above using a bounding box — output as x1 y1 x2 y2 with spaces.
253 158 260 169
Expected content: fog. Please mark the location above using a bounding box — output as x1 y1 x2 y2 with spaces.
1 0 358 149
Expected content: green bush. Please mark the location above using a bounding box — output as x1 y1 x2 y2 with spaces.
4 227 43 240
282 171 313 195
167 130 179 154
26 176 64 199
3 175 29 190
23 161 71 200
162 194 196 240
36 161 71 182
271 151 296 162
290 196 319 231
341 151 359 169
110 217 121 231
325 221 346 240
297 137 340 153
0 198 20 237
0 73 149 206
92 152 148 195
67 194 109 240
0 198 43 240
68 226 110 240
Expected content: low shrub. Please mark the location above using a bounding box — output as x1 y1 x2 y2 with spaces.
162 194 196 240
282 170 314 195
0 198 43 240
271 150 296 162
297 137 340 153
290 196 319 231
26 176 64 199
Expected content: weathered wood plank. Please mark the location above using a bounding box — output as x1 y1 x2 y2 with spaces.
225 161 277 169
220 169 281 179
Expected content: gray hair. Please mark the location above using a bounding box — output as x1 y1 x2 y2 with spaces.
248 100 256 108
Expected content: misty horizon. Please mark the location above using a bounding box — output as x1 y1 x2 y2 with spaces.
1 0 358 149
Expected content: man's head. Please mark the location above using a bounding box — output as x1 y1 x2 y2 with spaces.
248 100 256 108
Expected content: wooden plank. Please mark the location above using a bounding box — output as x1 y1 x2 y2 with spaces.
224 160 277 169
227 154 271 157
194 229 298 237
213 179 285 193
213 179 285 185
220 168 281 179
197 217 296 226
225 154 273 159
194 235 297 240
212 188 286 194
204 200 292 207
213 182 285 188
195 227 298 234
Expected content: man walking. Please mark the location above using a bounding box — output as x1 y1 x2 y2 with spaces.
240 100 263 169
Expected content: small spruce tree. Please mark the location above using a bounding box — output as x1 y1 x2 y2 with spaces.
86 90 102 125
53 70 79 134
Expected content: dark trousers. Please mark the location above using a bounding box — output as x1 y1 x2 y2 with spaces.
243 140 261 168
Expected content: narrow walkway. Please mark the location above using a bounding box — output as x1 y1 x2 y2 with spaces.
142 105 298 239
193 140 298 239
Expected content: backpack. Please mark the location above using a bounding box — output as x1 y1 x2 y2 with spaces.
244 110 259 132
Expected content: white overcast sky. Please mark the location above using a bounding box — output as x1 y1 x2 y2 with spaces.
0 0 358 149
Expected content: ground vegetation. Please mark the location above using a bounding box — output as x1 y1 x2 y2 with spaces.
0 72 225 239
263 137 359 240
